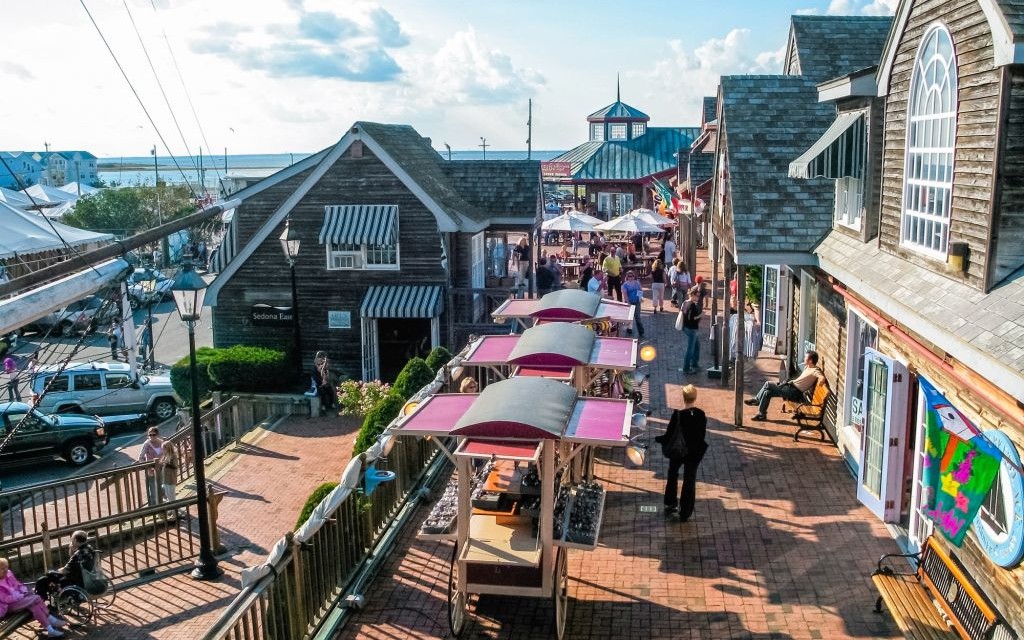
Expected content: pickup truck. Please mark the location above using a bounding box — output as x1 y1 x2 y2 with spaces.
0 401 110 466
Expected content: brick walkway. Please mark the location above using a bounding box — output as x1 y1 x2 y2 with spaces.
6 413 360 640
335 251 902 639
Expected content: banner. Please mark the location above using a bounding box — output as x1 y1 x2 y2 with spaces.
541 161 571 180
921 378 1001 546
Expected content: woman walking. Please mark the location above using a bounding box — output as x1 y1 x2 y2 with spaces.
650 259 667 312
655 384 708 522
139 427 179 505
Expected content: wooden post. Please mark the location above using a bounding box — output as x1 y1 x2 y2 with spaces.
734 265 746 428
710 233 720 378
207 489 227 553
41 522 51 572
286 531 307 639
721 251 734 387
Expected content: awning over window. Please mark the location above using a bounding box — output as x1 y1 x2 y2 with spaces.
789 111 865 180
318 204 398 246
360 285 444 319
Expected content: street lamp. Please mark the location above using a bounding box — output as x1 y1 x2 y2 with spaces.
170 261 222 581
279 219 302 374
140 271 157 369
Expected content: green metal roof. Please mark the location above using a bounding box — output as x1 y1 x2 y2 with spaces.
587 100 650 122
551 127 699 182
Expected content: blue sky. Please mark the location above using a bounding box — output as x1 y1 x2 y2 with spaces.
0 0 896 156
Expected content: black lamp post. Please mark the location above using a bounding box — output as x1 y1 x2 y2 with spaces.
170 262 222 581
141 272 156 369
279 219 302 374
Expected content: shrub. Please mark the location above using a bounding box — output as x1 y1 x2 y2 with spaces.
353 391 405 455
207 345 290 392
338 379 392 417
424 346 453 373
169 347 219 405
391 357 435 400
295 482 338 530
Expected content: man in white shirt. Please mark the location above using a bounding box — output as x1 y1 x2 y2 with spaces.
745 351 827 421
663 236 677 262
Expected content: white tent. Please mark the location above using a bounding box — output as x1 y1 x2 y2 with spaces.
0 186 32 209
57 182 100 197
628 208 675 226
22 184 79 204
0 201 112 259
595 215 664 234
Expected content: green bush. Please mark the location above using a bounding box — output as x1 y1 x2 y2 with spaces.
207 345 289 392
424 346 453 373
169 347 219 405
353 391 405 455
295 482 338 530
745 265 763 306
392 357 435 400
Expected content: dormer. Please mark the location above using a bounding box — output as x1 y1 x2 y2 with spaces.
586 81 650 142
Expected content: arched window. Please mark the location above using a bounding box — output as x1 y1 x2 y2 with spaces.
901 24 957 257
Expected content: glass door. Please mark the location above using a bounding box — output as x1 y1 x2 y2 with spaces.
762 266 779 351
798 271 818 357
360 317 379 381
857 349 910 522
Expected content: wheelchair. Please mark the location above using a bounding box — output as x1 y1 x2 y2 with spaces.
45 553 116 626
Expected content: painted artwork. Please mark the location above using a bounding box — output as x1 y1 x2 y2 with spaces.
921 378 1001 546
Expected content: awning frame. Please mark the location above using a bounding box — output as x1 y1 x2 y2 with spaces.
789 111 866 180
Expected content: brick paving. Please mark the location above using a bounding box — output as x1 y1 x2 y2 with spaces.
5 412 360 640
335 249 903 640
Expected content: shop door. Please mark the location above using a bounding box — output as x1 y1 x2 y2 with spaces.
762 266 779 351
857 349 910 522
361 317 379 382
472 232 485 321
798 271 818 358
378 318 431 383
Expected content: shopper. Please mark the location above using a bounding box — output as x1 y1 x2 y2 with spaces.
621 271 644 338
139 427 178 504
0 558 67 637
655 384 708 522
680 287 702 374
602 252 622 302
650 259 667 313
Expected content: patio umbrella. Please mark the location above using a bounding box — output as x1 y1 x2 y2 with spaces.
541 212 596 232
628 208 676 226
594 215 664 234
565 209 604 226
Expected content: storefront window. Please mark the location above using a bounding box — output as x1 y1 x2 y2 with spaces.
845 311 878 431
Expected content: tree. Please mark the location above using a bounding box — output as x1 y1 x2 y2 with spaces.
62 184 198 237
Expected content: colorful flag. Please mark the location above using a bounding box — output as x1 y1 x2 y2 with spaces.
920 378 1001 546
651 178 678 212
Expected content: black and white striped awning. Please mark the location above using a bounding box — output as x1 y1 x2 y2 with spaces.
209 209 236 273
318 205 398 246
789 111 865 180
360 285 444 319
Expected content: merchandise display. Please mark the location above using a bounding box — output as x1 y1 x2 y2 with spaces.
554 481 606 548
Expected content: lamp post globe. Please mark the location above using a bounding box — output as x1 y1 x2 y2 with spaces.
279 219 303 374
169 261 222 580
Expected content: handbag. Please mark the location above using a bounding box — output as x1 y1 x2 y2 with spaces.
674 309 685 331
658 410 690 459
81 560 108 596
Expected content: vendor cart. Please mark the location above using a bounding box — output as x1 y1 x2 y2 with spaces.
391 376 634 638
491 289 635 333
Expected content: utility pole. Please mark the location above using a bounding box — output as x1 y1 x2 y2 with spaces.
198 147 205 195
526 99 533 160
153 145 167 269
479 137 489 160
444 143 452 161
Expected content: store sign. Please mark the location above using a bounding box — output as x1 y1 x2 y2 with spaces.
250 304 293 326
328 310 352 329
541 161 571 179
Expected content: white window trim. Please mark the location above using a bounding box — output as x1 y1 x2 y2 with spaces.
631 123 646 138
608 123 628 140
591 123 605 141
325 243 401 271
899 23 957 258
835 176 864 230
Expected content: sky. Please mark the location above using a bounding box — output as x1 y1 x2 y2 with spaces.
1 0 898 157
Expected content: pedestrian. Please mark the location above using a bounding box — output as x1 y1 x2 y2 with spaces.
34 530 95 600
0 557 67 637
587 269 605 294
621 270 645 338
655 384 708 522
650 259 667 312
578 261 594 291
312 351 337 412
138 320 153 369
681 286 702 374
459 377 479 393
631 231 643 253
512 237 531 289
602 252 622 302
3 357 19 402
663 232 677 263
745 351 827 421
107 321 121 361
536 257 555 297
139 427 178 504
695 275 709 309
673 262 692 306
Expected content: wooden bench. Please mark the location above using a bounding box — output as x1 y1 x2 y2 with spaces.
0 612 32 639
872 536 1001 639
792 380 830 442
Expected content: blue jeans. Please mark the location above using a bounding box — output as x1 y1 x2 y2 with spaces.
683 327 699 371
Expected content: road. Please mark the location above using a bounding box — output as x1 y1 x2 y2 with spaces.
1 296 212 492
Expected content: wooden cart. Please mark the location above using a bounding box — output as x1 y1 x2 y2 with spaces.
491 289 635 333
392 377 634 638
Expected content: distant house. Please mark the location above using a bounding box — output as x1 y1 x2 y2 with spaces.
546 85 698 218
0 152 45 189
206 121 542 382
0 150 98 188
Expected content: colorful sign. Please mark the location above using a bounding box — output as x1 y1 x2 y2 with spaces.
541 162 572 179
921 378 1001 546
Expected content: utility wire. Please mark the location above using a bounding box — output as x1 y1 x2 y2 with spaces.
149 0 222 187
122 0 202 183
78 0 200 202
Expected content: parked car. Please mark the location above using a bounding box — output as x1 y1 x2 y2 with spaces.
31 362 178 421
0 401 109 466
19 295 120 338
127 268 174 310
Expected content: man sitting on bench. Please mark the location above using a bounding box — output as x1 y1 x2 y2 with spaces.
745 351 826 421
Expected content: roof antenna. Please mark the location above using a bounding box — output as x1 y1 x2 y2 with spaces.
616 73 621 102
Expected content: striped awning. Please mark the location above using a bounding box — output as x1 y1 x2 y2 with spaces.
209 210 236 274
789 111 865 180
360 285 444 319
318 205 397 246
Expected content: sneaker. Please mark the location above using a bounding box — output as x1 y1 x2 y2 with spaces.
45 627 64 638
48 616 68 629
744 399 759 406
751 414 767 421
663 506 677 516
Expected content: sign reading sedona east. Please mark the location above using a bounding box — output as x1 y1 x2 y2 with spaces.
250 304 294 327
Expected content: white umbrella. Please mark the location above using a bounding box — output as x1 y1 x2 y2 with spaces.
542 212 596 232
628 208 676 226
595 215 664 234
565 209 603 226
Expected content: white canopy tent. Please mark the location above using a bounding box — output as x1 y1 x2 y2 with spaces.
0 186 33 209
22 183 79 205
57 182 100 197
0 201 113 260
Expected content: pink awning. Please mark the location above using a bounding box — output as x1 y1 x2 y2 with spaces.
464 335 519 364
456 439 542 461
562 398 632 447
595 300 634 326
392 394 476 437
589 337 637 370
513 365 574 380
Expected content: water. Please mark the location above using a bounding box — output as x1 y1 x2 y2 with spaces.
98 150 565 188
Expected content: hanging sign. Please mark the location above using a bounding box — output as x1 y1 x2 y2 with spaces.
541 162 571 179
250 304 293 326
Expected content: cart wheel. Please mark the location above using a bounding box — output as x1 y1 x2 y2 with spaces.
448 544 467 637
554 547 569 640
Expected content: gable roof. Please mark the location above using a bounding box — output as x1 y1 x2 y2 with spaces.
586 100 650 122
718 75 836 264
550 127 699 182
442 160 542 221
785 15 893 83
701 96 718 126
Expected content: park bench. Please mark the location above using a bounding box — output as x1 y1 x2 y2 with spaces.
872 536 1004 639
791 379 830 442
0 611 31 638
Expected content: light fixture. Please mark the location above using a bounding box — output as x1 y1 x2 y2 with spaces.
170 262 207 323
639 343 657 362
279 218 301 264
625 440 646 466
631 412 648 430
402 400 420 416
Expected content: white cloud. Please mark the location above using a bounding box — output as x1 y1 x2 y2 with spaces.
826 0 898 15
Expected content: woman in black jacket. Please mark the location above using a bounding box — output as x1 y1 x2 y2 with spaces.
655 384 708 521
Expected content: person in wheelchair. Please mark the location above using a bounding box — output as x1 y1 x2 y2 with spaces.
34 530 96 599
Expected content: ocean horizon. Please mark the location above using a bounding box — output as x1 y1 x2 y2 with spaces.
98 150 564 187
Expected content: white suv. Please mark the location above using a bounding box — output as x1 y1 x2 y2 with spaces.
31 362 178 421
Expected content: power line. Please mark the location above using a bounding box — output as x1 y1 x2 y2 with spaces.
77 0 200 202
